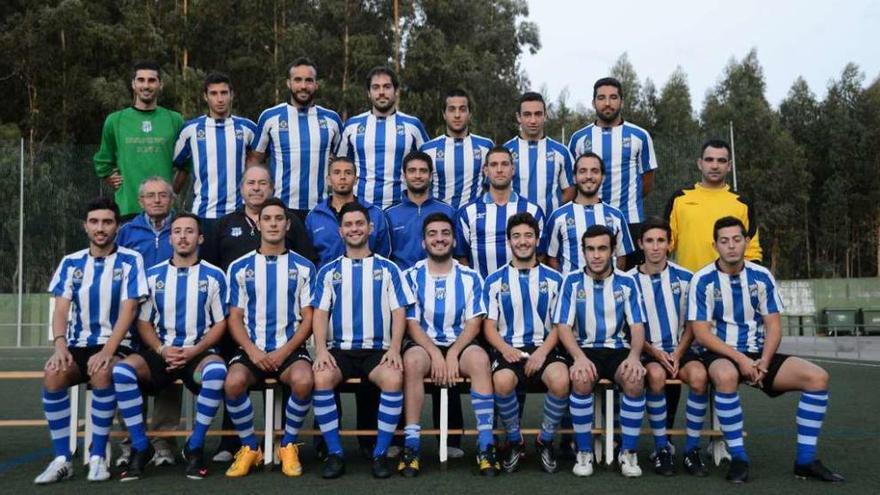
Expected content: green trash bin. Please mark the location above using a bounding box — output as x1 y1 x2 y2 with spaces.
822 308 858 336
861 309 880 335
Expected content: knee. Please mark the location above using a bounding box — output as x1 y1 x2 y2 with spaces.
623 380 644 397
646 366 666 392
571 379 594 396
809 367 830 391
493 372 516 395
43 371 67 392
469 349 490 370
380 371 403 392
711 369 738 392
291 372 314 398
90 367 113 388
313 371 334 390
224 374 247 398
689 369 709 395
403 352 425 374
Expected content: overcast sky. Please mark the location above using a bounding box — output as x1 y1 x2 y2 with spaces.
522 0 880 112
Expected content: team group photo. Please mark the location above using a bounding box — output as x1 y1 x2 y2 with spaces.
1 1 878 494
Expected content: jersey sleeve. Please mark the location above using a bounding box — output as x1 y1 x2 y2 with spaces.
687 277 713 322
533 206 547 256
48 259 73 299
466 275 486 319
742 197 763 263
209 272 229 323
623 279 646 325
93 113 118 178
559 147 574 189
541 212 560 258
639 131 658 173
454 207 471 260
137 295 156 323
227 265 246 309
758 272 783 315
172 125 193 169
412 120 429 149
387 263 415 311
403 271 420 321
616 213 636 256
483 277 499 321
336 122 354 159
371 210 393 258
552 276 576 326
254 111 273 153
297 263 315 309
124 255 149 302
312 267 335 312
664 190 685 254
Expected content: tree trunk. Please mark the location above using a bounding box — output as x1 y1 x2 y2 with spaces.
341 0 350 120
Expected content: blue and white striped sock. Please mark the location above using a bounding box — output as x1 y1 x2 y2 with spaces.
42 389 71 459
314 389 342 455
374 391 403 457
714 391 747 461
281 393 312 447
471 391 495 451
569 392 594 452
90 386 116 458
404 424 421 452
495 392 521 442
187 361 226 451
540 394 568 443
112 363 148 452
620 393 645 451
646 392 668 451
796 390 828 465
225 392 258 450
685 391 708 452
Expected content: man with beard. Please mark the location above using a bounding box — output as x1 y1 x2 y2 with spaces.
251 57 343 222
689 217 843 484
541 152 634 273
455 146 545 278
35 197 148 484
113 213 228 481
398 213 496 477
420 89 495 210
568 78 657 267
503 92 575 215
554 225 647 478
483 213 568 474
95 61 185 219
173 72 257 237
665 139 762 272
386 151 455 270
312 202 415 479
337 66 429 209
307 157 391 268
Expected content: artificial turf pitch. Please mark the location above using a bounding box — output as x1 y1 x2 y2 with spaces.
0 347 877 494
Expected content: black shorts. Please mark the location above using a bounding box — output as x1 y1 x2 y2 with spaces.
490 345 569 386
580 348 631 382
642 349 703 370
228 347 311 383
141 348 219 395
329 349 385 381
69 345 132 382
700 351 791 398
402 339 482 357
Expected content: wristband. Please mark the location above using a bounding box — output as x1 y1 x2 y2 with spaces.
53 335 67 344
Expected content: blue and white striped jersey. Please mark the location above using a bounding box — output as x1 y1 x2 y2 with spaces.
454 192 545 279
227 250 315 352
553 270 645 349
567 121 657 224
48 246 148 348
403 259 485 346
337 111 429 209
503 136 574 215
420 133 494 211
173 115 257 219
541 201 635 273
254 104 343 210
139 260 228 347
313 254 415 350
627 262 693 353
687 261 783 354
484 263 563 348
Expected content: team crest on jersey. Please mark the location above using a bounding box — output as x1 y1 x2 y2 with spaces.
142 121 152 133
545 152 555 162
235 128 244 140
230 227 243 237
396 124 405 135
112 268 123 281
373 269 384 281
581 139 592 151
279 120 288 129
539 281 549 293
475 212 486 220
155 280 165 292
576 289 587 300
622 137 632 149
197 129 206 140
357 124 366 134
499 283 510 294
319 119 328 129
435 287 446 300
288 269 298 280
72 269 83 284
670 281 681 295
613 290 625 303
436 150 445 160
511 151 519 161
331 271 343 284
566 217 576 228
604 215 615 225
713 287 723 301
245 268 255 281
198 280 208 293
749 284 759 297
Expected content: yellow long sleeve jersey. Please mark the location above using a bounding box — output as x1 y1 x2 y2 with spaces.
665 183 762 272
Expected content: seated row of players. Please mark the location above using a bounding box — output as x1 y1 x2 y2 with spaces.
37 192 843 485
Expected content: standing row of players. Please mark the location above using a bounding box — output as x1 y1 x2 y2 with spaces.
36 193 842 485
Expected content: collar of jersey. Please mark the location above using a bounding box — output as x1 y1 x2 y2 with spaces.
481 191 519 204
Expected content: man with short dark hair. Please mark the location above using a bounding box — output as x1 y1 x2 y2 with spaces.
689 216 843 484
94 61 185 218
312 201 415 479
568 77 658 267
35 197 148 484
421 89 495 210
554 225 647 478
251 57 343 222
504 92 575 215
337 66 429 209
665 139 762 272
173 72 257 237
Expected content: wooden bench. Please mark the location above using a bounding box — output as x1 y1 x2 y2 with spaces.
0 371 733 468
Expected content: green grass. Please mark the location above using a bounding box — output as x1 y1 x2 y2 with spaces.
0 347 876 494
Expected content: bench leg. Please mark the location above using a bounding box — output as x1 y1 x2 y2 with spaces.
264 388 274 466
593 390 603 463
184 388 194 432
273 387 283 465
83 389 92 466
439 387 448 471
709 395 731 466
604 388 614 466
68 384 79 457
